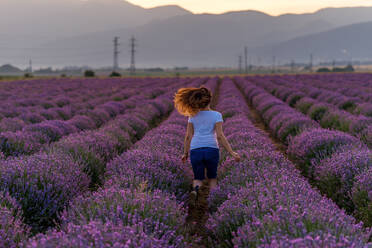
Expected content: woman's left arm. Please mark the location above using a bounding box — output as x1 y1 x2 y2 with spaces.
182 122 194 163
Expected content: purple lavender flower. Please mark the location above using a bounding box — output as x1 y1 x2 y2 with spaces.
0 191 30 247
0 152 90 232
287 128 361 175
352 167 372 226
60 187 189 245
27 221 186 248
315 148 372 212
0 117 26 132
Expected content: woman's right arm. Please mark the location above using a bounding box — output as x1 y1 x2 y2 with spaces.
182 122 194 163
215 122 240 162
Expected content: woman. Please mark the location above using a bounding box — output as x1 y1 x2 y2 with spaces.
174 86 240 204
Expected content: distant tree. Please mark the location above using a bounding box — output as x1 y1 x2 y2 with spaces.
24 73 33 78
60 74 67 78
174 67 188 71
344 64 355 72
317 67 331 73
84 70 95 77
109 71 121 77
144 68 164 72
332 67 344 72
332 65 354 72
35 67 53 74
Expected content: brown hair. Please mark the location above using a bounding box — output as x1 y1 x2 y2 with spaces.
174 86 212 117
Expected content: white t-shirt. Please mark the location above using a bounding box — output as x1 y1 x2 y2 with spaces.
188 110 223 150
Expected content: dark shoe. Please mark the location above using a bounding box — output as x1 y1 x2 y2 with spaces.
189 190 197 207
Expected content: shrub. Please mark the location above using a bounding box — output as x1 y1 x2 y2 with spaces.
315 148 372 212
286 92 305 107
60 187 189 246
317 67 331 73
295 97 316 114
27 221 182 248
84 70 95 77
287 128 361 176
52 131 119 188
308 103 329 121
67 115 97 130
320 110 352 132
0 131 44 157
0 152 90 232
352 167 372 226
277 117 318 144
0 191 30 247
109 71 121 77
0 117 26 132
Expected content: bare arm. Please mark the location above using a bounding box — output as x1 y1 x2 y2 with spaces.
215 122 240 161
182 122 194 163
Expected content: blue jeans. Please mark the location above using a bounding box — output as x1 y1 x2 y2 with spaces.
190 147 220 180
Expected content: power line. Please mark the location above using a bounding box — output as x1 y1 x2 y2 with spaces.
244 46 248 73
130 36 136 75
113 36 120 72
29 59 32 73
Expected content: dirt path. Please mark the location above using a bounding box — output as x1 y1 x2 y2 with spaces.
185 77 222 247
233 81 288 156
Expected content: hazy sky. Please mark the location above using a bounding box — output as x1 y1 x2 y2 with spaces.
126 0 372 15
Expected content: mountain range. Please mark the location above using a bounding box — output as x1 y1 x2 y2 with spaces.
1 0 372 68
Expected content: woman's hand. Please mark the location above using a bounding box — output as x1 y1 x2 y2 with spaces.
181 153 188 163
231 152 241 162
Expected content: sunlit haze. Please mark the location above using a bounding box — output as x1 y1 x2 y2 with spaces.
126 0 372 15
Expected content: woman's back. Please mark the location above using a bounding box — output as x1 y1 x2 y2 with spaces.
188 110 223 150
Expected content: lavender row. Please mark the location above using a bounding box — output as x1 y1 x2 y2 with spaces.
0 78 141 128
252 75 372 146
25 78 217 247
301 74 372 103
237 77 372 228
207 78 370 247
284 73 372 116
0 78 196 237
0 78 153 116
256 74 367 114
244 76 372 225
278 73 372 103
234 77 320 145
0 78 173 157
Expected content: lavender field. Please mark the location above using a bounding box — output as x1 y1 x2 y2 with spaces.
1 74 372 247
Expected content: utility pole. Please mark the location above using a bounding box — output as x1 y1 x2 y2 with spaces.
309 53 313 72
113 37 120 72
332 59 336 69
290 59 295 73
29 59 32 74
238 55 243 74
130 36 136 75
272 56 276 74
244 46 248 73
